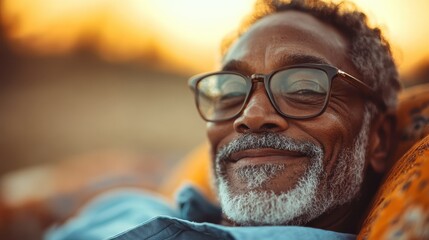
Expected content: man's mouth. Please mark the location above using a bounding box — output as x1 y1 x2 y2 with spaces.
228 148 306 164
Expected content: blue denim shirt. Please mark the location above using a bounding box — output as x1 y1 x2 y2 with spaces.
45 185 356 240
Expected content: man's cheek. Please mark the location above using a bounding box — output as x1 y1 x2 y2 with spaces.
206 122 233 153
206 122 220 146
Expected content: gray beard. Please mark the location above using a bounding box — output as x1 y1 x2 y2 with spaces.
214 107 371 226
234 163 286 189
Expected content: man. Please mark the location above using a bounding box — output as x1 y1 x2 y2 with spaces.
46 0 400 239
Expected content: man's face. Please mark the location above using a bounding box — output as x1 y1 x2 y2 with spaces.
208 11 373 226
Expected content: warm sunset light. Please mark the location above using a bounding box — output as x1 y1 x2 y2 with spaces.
1 2 429 238
1 0 253 73
351 0 429 72
1 0 428 73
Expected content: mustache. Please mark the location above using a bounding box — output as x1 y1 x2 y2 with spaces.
215 133 323 163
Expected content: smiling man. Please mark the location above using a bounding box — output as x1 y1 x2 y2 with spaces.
47 0 401 239
191 0 400 232
198 6 397 231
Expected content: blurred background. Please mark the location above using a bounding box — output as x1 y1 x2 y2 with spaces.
0 0 429 194
0 0 254 178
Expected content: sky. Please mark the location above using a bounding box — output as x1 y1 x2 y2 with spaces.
1 0 429 74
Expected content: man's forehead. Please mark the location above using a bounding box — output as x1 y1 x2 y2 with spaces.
221 10 351 73
222 54 330 72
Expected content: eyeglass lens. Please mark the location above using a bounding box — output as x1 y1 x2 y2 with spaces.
196 67 330 121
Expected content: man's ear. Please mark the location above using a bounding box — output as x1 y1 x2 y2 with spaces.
367 112 396 174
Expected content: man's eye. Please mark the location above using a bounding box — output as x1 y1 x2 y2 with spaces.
217 92 245 109
220 79 246 93
286 80 327 94
221 92 245 99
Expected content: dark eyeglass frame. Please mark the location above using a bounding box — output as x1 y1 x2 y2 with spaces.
189 63 386 122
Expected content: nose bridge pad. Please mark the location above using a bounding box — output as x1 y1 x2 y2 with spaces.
247 73 273 114
250 73 266 83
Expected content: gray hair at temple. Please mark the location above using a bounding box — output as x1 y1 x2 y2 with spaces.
221 0 401 111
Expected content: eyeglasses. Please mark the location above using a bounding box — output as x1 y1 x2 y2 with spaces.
189 63 386 122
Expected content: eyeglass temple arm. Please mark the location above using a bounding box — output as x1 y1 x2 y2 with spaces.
338 70 387 111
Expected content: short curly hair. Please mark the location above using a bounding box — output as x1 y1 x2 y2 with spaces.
221 0 401 111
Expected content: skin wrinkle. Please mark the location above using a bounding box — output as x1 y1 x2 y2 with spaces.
287 114 349 178
214 105 371 226
331 106 371 202
318 114 348 175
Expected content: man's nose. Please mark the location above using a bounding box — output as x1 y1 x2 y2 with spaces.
233 86 289 133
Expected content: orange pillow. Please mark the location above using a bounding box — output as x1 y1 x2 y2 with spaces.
358 135 429 239
159 143 216 203
392 83 429 163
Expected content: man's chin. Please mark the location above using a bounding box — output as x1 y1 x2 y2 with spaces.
216 153 327 226
226 178 298 195
217 181 316 226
